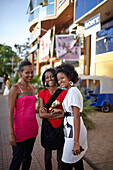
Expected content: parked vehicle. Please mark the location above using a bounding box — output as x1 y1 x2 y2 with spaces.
79 75 113 113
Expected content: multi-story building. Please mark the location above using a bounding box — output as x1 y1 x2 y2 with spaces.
28 0 113 78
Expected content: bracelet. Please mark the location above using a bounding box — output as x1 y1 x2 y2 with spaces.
74 141 79 145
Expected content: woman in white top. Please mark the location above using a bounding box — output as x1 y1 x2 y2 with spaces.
54 63 88 170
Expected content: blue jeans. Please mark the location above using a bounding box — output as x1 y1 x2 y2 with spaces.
9 137 36 170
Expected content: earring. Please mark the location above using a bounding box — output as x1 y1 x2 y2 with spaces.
69 81 74 86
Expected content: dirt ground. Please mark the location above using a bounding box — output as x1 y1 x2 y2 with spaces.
84 110 113 169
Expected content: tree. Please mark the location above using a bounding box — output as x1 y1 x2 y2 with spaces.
0 44 19 76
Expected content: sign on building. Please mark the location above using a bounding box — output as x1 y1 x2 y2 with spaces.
56 34 81 61
84 13 101 37
30 21 41 44
39 29 51 63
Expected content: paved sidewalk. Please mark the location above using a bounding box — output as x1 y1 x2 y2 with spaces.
0 94 113 170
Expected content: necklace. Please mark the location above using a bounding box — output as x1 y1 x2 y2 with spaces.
48 87 57 95
20 82 30 89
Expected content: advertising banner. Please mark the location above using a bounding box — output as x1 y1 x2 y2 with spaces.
84 13 101 37
56 34 80 60
39 29 51 63
30 21 41 44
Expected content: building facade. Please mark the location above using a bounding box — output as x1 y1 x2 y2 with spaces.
28 0 113 78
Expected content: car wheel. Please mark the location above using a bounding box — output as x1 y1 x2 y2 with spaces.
102 104 110 113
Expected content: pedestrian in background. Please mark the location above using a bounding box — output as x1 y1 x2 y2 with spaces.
38 68 67 170
8 59 39 170
0 74 4 90
55 63 88 170
3 77 10 96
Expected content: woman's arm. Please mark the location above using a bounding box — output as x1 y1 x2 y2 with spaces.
72 106 81 155
51 108 64 119
8 85 18 147
38 98 64 119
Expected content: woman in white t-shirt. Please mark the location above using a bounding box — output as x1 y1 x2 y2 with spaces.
54 63 88 170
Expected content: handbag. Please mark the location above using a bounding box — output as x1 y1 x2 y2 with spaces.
41 88 64 150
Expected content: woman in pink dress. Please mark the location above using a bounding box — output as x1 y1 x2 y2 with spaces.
8 59 39 170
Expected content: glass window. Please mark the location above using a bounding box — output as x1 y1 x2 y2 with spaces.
96 35 113 54
47 3 55 15
34 8 39 18
36 0 44 5
107 35 113 52
75 0 104 21
39 6 47 18
29 0 55 21
96 39 106 54
99 0 104 3
48 0 54 3
96 29 108 38
96 19 113 54
75 0 84 21
29 12 34 22
86 0 98 13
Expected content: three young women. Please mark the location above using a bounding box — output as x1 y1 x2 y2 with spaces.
8 60 39 170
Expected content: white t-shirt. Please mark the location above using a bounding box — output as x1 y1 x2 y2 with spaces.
62 87 88 163
62 87 83 113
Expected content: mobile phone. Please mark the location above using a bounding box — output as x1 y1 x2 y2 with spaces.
80 146 84 152
72 146 84 153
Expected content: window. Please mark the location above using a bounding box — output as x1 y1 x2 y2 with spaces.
96 19 113 54
29 0 55 22
75 0 104 21
86 0 98 13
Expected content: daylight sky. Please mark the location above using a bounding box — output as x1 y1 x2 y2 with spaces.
0 0 30 51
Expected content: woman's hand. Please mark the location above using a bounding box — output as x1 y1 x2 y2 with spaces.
51 108 63 114
9 133 17 147
40 106 47 113
73 141 81 156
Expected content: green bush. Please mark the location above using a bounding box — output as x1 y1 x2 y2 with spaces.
10 72 19 87
81 90 96 130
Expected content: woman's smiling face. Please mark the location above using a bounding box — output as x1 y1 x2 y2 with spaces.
19 65 34 82
57 72 70 89
45 71 56 87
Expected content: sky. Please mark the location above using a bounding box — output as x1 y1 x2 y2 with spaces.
0 0 30 51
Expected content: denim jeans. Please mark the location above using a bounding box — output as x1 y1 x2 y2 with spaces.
45 148 63 170
9 137 36 170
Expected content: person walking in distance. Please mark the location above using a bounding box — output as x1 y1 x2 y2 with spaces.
8 59 39 170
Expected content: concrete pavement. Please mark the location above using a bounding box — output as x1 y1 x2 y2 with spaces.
0 94 113 170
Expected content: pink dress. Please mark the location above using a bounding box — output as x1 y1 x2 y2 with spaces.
13 84 38 142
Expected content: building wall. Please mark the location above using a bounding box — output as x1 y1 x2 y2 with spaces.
95 52 113 78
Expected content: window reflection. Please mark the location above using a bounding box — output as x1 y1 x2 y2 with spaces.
75 0 104 21
96 19 113 54
29 0 55 22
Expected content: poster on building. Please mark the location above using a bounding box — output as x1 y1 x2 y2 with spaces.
39 29 51 63
30 21 41 44
55 34 80 61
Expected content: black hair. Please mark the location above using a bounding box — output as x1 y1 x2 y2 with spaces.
42 68 57 89
56 63 79 84
19 59 32 72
